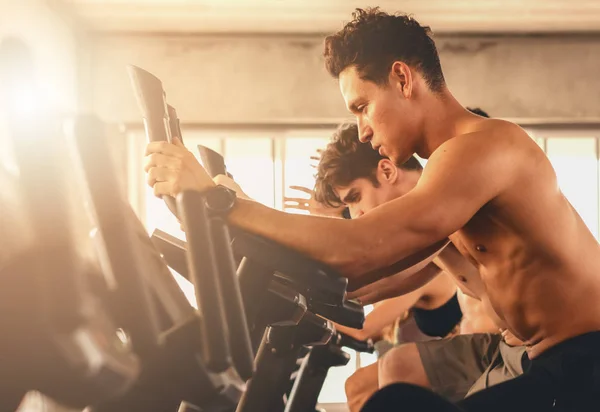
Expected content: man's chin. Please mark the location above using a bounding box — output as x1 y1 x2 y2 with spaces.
392 153 414 167
389 155 402 166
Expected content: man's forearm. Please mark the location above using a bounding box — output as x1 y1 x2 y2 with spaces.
357 292 421 338
228 199 361 274
333 322 367 341
227 198 448 281
349 238 449 290
347 263 443 305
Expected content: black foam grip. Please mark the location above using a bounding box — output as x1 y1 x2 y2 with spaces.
177 191 230 372
127 65 178 217
336 332 374 353
197 145 228 178
208 217 255 380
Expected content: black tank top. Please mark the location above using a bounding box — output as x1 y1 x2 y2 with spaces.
412 293 462 338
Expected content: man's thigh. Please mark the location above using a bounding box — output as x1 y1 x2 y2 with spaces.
345 363 379 412
416 333 501 402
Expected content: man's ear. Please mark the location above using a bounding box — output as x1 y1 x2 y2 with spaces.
390 61 413 99
378 159 399 184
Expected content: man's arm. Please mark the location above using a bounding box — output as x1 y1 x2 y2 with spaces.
145 127 518 280
434 243 481 298
334 290 422 341
457 291 499 334
225 130 517 278
347 262 443 305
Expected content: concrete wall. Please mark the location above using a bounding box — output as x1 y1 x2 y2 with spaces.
83 33 600 125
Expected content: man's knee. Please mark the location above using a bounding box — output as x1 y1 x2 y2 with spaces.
345 363 378 398
345 363 379 412
379 343 419 379
344 371 363 398
379 343 430 388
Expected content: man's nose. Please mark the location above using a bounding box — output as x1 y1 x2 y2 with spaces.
355 209 365 218
358 121 372 143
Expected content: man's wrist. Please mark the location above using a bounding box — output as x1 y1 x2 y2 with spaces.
198 180 217 194
202 184 237 216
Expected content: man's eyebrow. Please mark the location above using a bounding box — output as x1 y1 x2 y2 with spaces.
347 98 362 113
342 188 358 203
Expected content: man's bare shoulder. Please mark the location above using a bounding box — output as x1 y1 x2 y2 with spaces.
415 119 540 209
428 119 536 166
480 118 534 144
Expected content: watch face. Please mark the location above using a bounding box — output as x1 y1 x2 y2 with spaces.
207 186 236 213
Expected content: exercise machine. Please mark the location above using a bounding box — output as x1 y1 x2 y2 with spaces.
70 114 253 412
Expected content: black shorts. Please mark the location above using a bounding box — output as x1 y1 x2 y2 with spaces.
363 331 600 412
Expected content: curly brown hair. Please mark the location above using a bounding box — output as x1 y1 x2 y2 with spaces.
324 7 445 91
314 123 422 207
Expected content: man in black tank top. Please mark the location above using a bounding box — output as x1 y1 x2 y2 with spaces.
412 293 462 338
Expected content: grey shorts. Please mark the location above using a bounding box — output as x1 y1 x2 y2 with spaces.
416 333 526 403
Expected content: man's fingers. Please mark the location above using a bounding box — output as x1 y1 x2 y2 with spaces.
284 197 310 204
147 167 178 187
311 148 324 159
145 141 187 157
288 185 313 194
284 206 309 212
153 181 174 198
283 202 309 211
283 201 310 211
143 153 183 172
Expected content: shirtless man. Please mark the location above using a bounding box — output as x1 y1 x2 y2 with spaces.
143 7 600 410
301 121 521 410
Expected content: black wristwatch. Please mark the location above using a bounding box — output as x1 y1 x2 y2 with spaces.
203 184 237 216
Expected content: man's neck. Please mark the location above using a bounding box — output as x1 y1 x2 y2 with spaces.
395 170 421 195
416 89 474 159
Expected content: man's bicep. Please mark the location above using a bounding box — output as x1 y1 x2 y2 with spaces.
415 137 509 235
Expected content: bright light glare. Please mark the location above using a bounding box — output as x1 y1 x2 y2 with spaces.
0 119 20 176
13 86 42 117
1 37 45 118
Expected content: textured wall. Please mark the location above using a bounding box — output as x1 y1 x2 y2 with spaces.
83 33 600 124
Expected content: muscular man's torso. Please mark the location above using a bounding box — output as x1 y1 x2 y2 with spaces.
439 129 600 358
456 290 498 335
